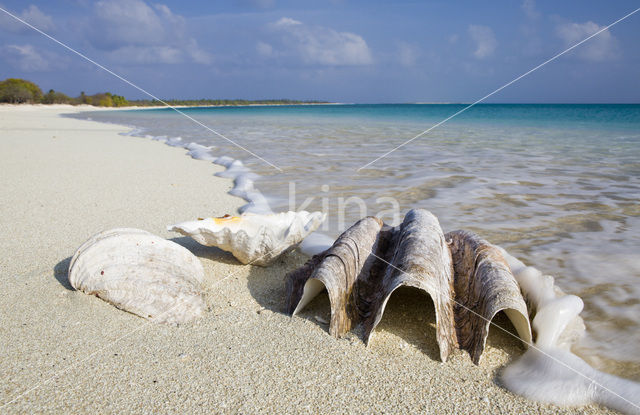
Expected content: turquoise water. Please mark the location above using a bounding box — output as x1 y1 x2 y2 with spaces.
73 104 640 378
130 103 640 128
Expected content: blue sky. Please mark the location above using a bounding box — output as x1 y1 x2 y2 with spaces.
0 0 638 102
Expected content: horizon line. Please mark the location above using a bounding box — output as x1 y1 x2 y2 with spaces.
133 101 640 106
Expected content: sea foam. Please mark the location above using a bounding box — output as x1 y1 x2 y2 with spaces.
185 142 217 161
299 232 334 256
500 250 640 414
124 128 275 215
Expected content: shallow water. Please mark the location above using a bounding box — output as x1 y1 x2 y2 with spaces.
72 104 640 379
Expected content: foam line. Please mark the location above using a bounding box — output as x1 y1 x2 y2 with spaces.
165 136 184 147
121 127 277 215
185 143 217 162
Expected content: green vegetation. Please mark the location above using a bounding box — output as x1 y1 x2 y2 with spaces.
0 78 131 107
0 78 326 108
0 78 43 103
111 94 128 107
42 89 72 104
87 92 129 107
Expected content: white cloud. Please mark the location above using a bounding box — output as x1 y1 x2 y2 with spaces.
270 17 372 66
89 0 163 49
256 41 274 57
186 39 214 65
274 17 302 27
468 25 497 59
521 0 540 20
556 21 618 62
0 4 54 33
397 42 420 67
87 0 212 64
2 44 51 71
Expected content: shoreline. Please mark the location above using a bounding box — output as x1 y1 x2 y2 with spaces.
65 106 275 216
0 102 341 111
4 102 637 111
0 105 618 413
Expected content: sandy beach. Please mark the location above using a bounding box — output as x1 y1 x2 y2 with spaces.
0 105 618 414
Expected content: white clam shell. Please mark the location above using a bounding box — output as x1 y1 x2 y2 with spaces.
168 211 326 266
68 228 205 324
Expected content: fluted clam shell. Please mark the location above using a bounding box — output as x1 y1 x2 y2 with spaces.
446 230 532 364
68 228 205 325
168 211 326 266
286 209 532 364
361 210 458 362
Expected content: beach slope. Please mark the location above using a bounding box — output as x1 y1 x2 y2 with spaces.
0 105 615 414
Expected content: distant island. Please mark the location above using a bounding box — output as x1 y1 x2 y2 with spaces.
0 78 327 108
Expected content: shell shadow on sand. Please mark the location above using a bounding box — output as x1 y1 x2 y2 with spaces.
53 256 74 291
297 285 443 361
246 250 309 314
169 236 241 266
287 276 525 364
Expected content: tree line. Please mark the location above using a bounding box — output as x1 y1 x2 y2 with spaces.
0 78 326 107
0 78 129 107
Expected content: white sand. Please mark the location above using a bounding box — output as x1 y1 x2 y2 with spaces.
0 105 616 413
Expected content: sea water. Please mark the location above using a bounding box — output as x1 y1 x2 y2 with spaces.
70 103 640 391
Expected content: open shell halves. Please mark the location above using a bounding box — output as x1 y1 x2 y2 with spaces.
286 209 532 364
68 228 205 325
168 211 326 266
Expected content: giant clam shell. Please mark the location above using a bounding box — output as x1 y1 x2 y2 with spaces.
286 209 532 364
168 211 326 266
68 228 205 325
446 229 532 363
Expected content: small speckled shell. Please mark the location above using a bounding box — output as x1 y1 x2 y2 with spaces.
68 228 205 325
